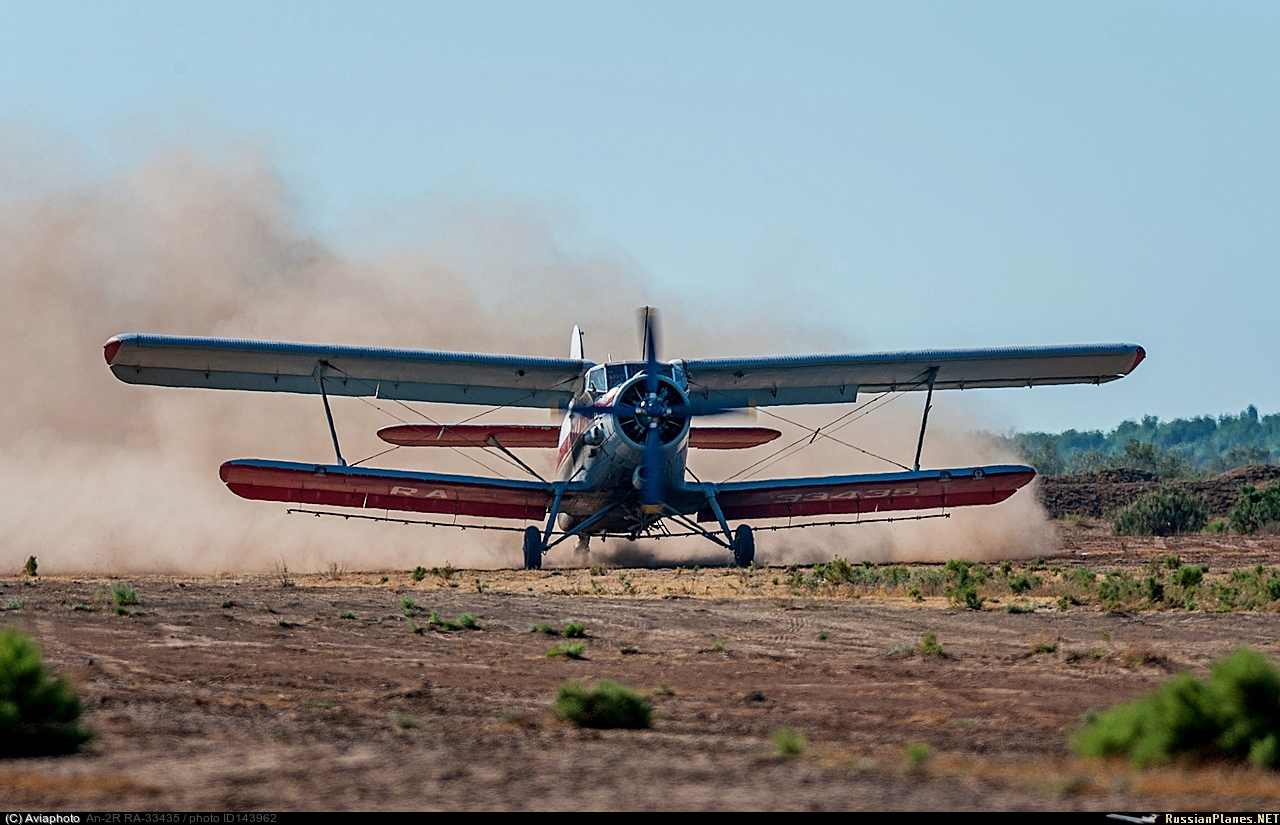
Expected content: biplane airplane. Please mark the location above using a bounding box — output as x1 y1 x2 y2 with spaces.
103 310 1144 569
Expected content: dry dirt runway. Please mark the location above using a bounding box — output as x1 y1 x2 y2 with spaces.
5 542 1280 810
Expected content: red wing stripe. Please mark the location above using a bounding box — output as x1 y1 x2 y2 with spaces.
699 466 1035 522
378 424 561 448
220 460 551 520
688 427 782 450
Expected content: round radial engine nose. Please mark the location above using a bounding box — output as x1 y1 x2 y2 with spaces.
615 374 689 447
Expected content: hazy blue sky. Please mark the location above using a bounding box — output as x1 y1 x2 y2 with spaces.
2 1 1276 432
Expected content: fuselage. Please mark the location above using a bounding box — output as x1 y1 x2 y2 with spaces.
553 361 702 533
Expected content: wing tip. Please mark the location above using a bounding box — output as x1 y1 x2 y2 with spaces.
103 336 123 365
1130 346 1146 373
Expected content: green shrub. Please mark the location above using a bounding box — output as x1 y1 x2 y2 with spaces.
772 726 806 756
411 566 427 582
110 583 138 606
22 557 37 577
563 621 586 638
0 626 93 756
1172 564 1208 590
399 598 421 617
530 622 557 635
920 633 944 656
554 680 651 729
1073 648 1280 768
906 740 933 766
1099 570 1139 611
1230 484 1280 535
1113 486 1209 536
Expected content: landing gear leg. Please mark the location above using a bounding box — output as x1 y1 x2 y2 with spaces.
523 526 544 571
731 524 755 568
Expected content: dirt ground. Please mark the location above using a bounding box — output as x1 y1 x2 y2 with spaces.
6 534 1280 811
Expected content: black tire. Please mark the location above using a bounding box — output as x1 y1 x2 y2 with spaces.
731 524 755 568
523 526 543 570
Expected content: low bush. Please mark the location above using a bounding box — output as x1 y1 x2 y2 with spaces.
1073 648 1280 768
1230 484 1280 535
110 583 139 607
773 726 806 756
1112 486 1209 536
555 680 651 729
0 626 93 756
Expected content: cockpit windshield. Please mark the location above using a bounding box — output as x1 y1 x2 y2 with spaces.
585 362 677 394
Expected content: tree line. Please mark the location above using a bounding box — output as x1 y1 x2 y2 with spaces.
1008 405 1280 478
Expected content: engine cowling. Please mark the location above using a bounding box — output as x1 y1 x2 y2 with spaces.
613 374 690 448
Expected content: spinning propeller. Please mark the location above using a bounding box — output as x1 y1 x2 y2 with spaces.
574 307 729 512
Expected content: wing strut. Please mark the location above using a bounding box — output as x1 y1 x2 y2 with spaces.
315 361 347 467
912 367 938 472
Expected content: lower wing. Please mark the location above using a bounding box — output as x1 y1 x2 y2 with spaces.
220 459 552 519
699 465 1035 522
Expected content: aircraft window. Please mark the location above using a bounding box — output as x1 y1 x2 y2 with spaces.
605 364 628 388
586 367 607 394
603 362 674 389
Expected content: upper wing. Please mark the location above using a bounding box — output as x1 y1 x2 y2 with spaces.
220 459 552 519
699 465 1035 522
679 344 1144 407
104 334 590 409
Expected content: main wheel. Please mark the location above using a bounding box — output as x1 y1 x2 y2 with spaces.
731 524 755 568
523 526 544 570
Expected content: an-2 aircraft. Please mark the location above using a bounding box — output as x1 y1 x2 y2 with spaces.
103 310 1144 569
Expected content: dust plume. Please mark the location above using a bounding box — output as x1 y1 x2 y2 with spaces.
0 137 1051 574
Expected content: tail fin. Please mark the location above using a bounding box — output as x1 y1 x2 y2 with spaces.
570 325 585 360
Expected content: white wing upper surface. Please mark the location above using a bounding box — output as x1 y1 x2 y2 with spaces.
678 344 1145 407
105 335 1143 410
104 334 591 409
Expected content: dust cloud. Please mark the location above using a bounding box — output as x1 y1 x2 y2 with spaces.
0 138 1052 574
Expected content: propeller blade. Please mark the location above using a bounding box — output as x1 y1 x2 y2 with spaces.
669 401 737 418
639 306 660 397
642 419 663 508
569 404 637 418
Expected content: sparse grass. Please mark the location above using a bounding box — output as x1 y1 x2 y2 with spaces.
22 556 37 577
220 599 235 609
1074 647 1280 768
412 566 427 582
712 638 725 652
1031 642 1059 655
530 622 557 635
391 712 420 729
1004 602 1034 614
275 617 293 628
554 680 651 729
920 633 944 656
547 641 587 659
428 611 479 631
275 562 295 588
70 603 92 612
399 598 421 617
772 726 806 757
2 598 23 611
653 683 675 696
113 605 131 617
0 626 92 756
563 621 586 638
339 611 356 619
431 563 455 581
110 582 139 606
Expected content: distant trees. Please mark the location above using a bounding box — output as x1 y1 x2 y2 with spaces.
1011 406 1278 477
